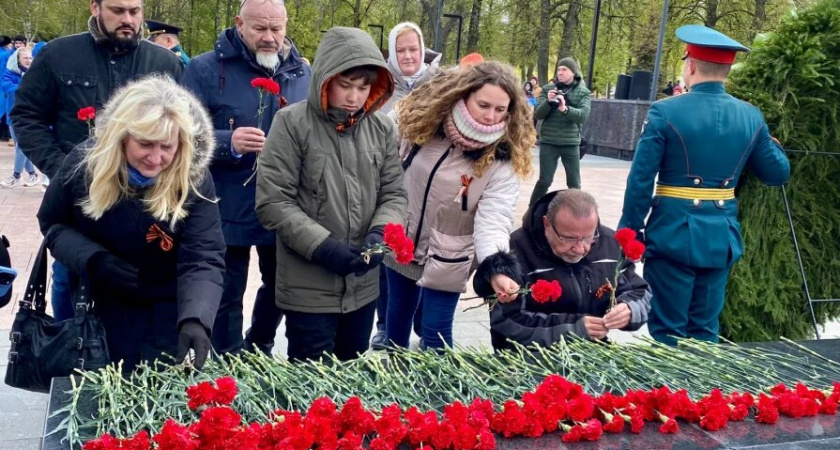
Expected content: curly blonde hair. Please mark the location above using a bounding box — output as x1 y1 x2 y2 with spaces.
397 61 535 177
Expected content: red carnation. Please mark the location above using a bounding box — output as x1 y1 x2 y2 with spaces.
531 279 562 303
582 419 603 441
622 239 646 262
251 77 280 95
603 414 625 433
561 424 584 443
214 376 238 406
659 417 679 434
629 413 645 433
153 419 199 450
476 429 496 450
83 432 150 450
382 223 415 265
756 394 780 424
614 228 637 247
77 106 96 122
186 381 217 411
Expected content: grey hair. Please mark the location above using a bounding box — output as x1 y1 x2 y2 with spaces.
546 189 599 221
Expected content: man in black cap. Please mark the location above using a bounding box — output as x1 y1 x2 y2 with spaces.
12 35 26 49
146 19 190 66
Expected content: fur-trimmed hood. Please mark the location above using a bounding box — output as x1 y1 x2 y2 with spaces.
83 75 215 187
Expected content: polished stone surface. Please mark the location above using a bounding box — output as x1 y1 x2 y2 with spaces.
582 99 652 160
42 340 840 450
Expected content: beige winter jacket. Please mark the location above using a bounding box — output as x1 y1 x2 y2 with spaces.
386 135 520 293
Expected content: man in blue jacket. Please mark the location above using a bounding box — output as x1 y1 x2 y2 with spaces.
181 0 311 355
619 25 790 346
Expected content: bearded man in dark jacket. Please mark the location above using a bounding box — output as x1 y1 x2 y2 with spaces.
11 0 183 179
474 189 651 351
181 0 311 355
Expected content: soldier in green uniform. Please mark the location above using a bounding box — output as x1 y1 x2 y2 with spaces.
618 25 791 346
146 19 191 66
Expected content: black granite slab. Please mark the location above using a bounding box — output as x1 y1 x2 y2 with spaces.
42 339 840 449
581 99 652 160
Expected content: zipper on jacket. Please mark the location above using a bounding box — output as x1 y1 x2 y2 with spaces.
431 254 469 263
413 145 453 248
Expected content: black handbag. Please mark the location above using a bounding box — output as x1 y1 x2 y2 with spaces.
579 138 589 160
5 240 110 393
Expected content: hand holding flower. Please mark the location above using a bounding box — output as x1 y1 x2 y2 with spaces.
463 279 562 311
490 274 520 303
603 302 632 330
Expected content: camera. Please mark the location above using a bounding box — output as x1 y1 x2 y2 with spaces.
549 82 568 105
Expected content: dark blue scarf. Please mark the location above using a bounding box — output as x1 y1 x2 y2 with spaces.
127 165 156 188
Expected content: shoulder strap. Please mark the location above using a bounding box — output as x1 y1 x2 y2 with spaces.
401 143 422 171
21 240 49 313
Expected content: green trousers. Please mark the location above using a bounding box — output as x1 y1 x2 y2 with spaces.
530 143 581 205
645 257 730 346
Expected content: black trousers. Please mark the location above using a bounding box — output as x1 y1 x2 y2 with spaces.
211 245 283 354
97 299 179 374
283 300 376 362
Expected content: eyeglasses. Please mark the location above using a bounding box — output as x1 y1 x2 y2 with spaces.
549 220 599 246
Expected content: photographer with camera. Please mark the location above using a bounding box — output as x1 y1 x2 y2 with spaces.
529 58 591 205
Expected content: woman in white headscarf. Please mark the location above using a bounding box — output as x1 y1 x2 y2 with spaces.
371 22 441 350
379 22 441 119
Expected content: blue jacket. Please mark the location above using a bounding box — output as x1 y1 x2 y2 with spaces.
0 48 11 116
1 49 24 117
181 29 311 246
619 82 790 269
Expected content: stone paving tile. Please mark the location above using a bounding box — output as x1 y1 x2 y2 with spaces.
0 438 41 450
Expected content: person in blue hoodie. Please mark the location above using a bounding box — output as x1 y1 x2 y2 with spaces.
0 36 12 143
1 47 39 188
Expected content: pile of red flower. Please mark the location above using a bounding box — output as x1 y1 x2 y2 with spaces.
82 375 840 450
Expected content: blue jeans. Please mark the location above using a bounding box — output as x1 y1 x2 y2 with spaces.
385 268 461 349
10 127 35 177
51 261 75 321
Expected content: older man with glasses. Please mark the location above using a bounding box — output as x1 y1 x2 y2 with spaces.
473 189 651 351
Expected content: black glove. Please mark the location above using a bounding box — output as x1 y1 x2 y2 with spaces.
87 251 140 294
313 237 363 277
354 227 385 276
472 251 525 299
176 320 211 369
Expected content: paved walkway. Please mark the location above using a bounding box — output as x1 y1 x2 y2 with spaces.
0 144 834 447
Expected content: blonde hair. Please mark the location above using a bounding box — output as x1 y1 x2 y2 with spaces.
395 26 420 41
79 75 215 228
397 61 535 177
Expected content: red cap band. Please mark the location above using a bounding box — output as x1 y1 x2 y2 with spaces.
685 44 737 64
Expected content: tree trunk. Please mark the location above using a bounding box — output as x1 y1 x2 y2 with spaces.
537 0 551 84
353 0 363 27
556 0 581 63
704 0 719 28
466 0 482 52
748 0 768 43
